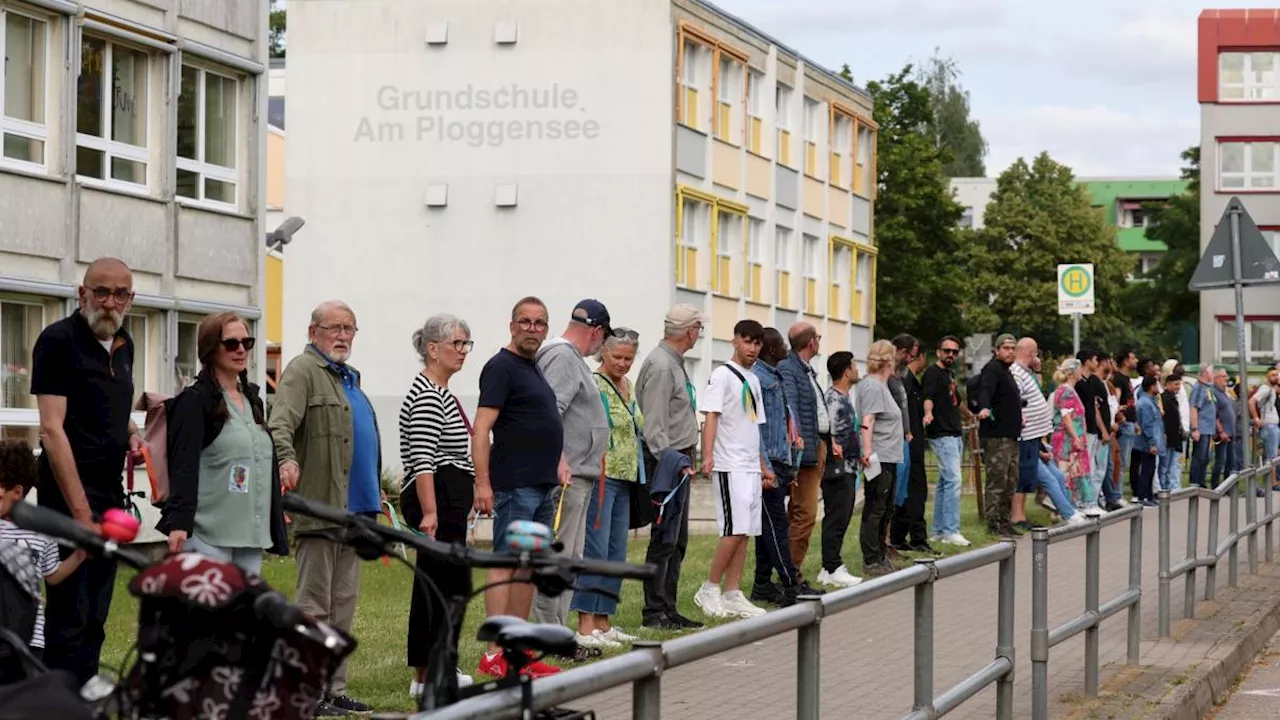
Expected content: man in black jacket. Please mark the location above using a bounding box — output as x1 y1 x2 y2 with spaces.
891 346 933 552
976 334 1022 535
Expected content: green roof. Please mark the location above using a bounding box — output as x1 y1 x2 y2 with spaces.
1078 178 1189 256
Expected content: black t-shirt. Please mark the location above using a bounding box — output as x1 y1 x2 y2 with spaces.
1075 375 1112 436
1115 374 1134 424
903 370 927 456
30 311 135 513
977 359 1021 439
921 364 961 438
477 348 564 491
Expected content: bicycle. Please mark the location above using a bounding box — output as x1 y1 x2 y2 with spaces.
4 501 351 720
278 493 657 719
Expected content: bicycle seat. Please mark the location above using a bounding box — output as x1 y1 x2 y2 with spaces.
476 615 529 644
477 616 577 658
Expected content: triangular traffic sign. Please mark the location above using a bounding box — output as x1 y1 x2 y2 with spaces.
1189 197 1280 291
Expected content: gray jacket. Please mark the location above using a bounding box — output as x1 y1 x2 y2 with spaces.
635 342 699 454
536 338 609 479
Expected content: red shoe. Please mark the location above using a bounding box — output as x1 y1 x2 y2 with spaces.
524 656 562 678
477 652 508 678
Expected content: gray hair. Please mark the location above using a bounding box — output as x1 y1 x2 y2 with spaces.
412 313 471 362
594 328 639 362
310 300 355 325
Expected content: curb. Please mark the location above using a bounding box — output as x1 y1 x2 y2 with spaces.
1143 574 1280 720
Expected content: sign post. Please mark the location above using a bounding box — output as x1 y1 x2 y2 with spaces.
1058 263 1095 354
1188 196 1280 470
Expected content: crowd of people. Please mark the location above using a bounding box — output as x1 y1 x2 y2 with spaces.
4 256 1280 717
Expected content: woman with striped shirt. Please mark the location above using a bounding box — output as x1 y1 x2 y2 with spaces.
399 313 476 698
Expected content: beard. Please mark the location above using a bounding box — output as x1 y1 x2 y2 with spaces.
86 306 124 339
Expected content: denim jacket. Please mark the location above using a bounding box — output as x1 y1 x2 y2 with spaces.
754 361 797 471
1135 394 1166 455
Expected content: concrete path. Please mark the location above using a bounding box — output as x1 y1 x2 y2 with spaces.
1209 630 1280 719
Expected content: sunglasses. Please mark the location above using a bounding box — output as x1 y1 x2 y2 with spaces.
221 337 257 352
939 348 960 355
611 327 639 340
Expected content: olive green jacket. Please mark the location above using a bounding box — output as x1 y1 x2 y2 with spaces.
268 345 382 535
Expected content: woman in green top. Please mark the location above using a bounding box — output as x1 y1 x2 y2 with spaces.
161 312 288 575
571 328 644 649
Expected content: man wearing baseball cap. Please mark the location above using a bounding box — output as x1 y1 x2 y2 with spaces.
975 333 1022 535
531 299 615 629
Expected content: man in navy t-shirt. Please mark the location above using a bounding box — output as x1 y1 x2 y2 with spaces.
471 295 566 679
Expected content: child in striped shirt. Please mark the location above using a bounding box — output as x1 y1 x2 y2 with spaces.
0 440 86 658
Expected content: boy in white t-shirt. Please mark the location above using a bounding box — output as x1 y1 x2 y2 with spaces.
693 320 775 620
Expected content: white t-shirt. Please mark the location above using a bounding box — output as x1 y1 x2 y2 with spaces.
1255 384 1280 426
701 361 767 472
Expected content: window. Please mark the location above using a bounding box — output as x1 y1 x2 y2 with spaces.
802 233 819 312
854 251 874 326
1220 319 1280 365
959 207 974 229
1219 141 1279 190
175 318 199 391
1220 52 1280 101
1 10 48 168
677 197 707 289
776 83 792 167
0 300 43 444
714 54 742 143
775 226 793 308
177 64 239 206
829 242 853 320
680 39 706 129
855 123 874 196
122 314 147 406
745 218 764 302
713 209 741 295
830 112 853 187
803 97 820 176
1262 227 1280 260
77 35 150 187
746 70 764 154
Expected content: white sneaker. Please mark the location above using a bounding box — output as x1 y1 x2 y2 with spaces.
720 590 767 618
411 670 473 697
1083 506 1103 518
940 533 972 547
457 669 474 688
817 565 862 588
575 629 623 650
410 680 421 698
602 627 638 644
695 582 727 618
1063 514 1088 526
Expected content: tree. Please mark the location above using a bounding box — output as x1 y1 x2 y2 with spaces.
269 1 286 59
960 153 1132 355
916 49 987 177
1118 147 1201 356
864 66 968 345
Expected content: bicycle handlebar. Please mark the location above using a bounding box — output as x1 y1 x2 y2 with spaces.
8 502 150 570
280 493 656 580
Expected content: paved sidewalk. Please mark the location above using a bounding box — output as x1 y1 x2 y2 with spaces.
574 496 1277 719
1205 629 1280 720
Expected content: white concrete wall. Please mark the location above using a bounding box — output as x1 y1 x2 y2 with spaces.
950 177 996 229
284 0 675 474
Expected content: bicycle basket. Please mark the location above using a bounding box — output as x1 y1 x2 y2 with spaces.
118 553 355 720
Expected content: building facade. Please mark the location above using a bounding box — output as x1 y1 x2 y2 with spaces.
1198 9 1280 369
282 0 879 471
950 176 1188 279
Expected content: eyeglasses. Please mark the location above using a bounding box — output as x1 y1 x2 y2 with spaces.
447 339 475 353
89 286 133 304
220 337 257 352
516 319 549 332
317 323 358 336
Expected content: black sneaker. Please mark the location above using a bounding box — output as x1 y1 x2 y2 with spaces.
749 582 784 605
315 701 352 717
908 542 941 556
670 612 704 629
1013 521 1033 532
1001 524 1025 536
1104 502 1123 512
795 582 826 596
572 645 604 662
326 695 371 713
641 614 683 631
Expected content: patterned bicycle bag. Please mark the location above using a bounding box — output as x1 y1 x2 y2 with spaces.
118 553 356 720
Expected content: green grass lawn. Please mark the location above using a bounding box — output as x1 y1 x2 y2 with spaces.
100 491 1056 713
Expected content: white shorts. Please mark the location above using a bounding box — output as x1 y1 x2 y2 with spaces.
713 471 763 537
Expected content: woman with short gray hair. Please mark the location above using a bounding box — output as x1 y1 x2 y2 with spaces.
571 328 645 649
399 313 476 696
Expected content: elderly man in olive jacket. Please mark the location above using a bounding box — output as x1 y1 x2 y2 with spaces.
269 300 381 716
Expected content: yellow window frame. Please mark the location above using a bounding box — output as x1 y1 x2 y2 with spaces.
676 185 748 297
828 236 857 321
849 240 879 327
852 116 879 199
829 103 858 189
676 24 721 131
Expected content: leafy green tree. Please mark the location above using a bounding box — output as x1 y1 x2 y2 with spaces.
864 66 968 345
270 1 287 59
916 49 987 177
960 153 1131 355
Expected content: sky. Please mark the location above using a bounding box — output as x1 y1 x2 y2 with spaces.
712 0 1277 179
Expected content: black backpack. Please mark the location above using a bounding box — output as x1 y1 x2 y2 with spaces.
965 372 983 415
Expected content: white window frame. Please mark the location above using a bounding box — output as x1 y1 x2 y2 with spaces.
802 233 819 278
122 312 149 402
1262 228 1280 260
174 315 201 392
747 71 763 119
0 7 51 173
834 115 853 154
1219 319 1280 365
176 61 240 209
803 98 820 140
774 226 791 269
717 55 734 104
1220 51 1280 102
1219 141 1279 191
682 40 701 87
75 33 153 192
775 84 791 130
747 218 763 264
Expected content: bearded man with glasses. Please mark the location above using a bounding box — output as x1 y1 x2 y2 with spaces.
31 257 144 686
268 299 379 715
922 335 971 547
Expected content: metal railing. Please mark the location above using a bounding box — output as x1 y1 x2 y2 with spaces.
424 542 1018 720
1157 458 1280 637
1030 505 1143 720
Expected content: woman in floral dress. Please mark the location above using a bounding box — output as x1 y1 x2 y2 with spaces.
1050 359 1096 515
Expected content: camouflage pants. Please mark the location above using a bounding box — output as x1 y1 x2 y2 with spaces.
982 437 1019 528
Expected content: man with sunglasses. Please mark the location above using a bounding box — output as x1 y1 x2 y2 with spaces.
269 299 379 714
530 300 615 631
30 257 143 686
923 336 970 546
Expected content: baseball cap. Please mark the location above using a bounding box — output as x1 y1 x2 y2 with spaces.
995 333 1016 348
664 303 705 330
571 299 612 336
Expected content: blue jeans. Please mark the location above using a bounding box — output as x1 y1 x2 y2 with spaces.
894 453 911 507
755 463 798 588
1191 435 1212 487
929 436 963 537
493 485 558 549
1117 423 1135 476
1038 459 1077 519
183 533 264 576
1088 435 1118 505
1211 440 1237 487
1158 449 1183 491
571 478 632 616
